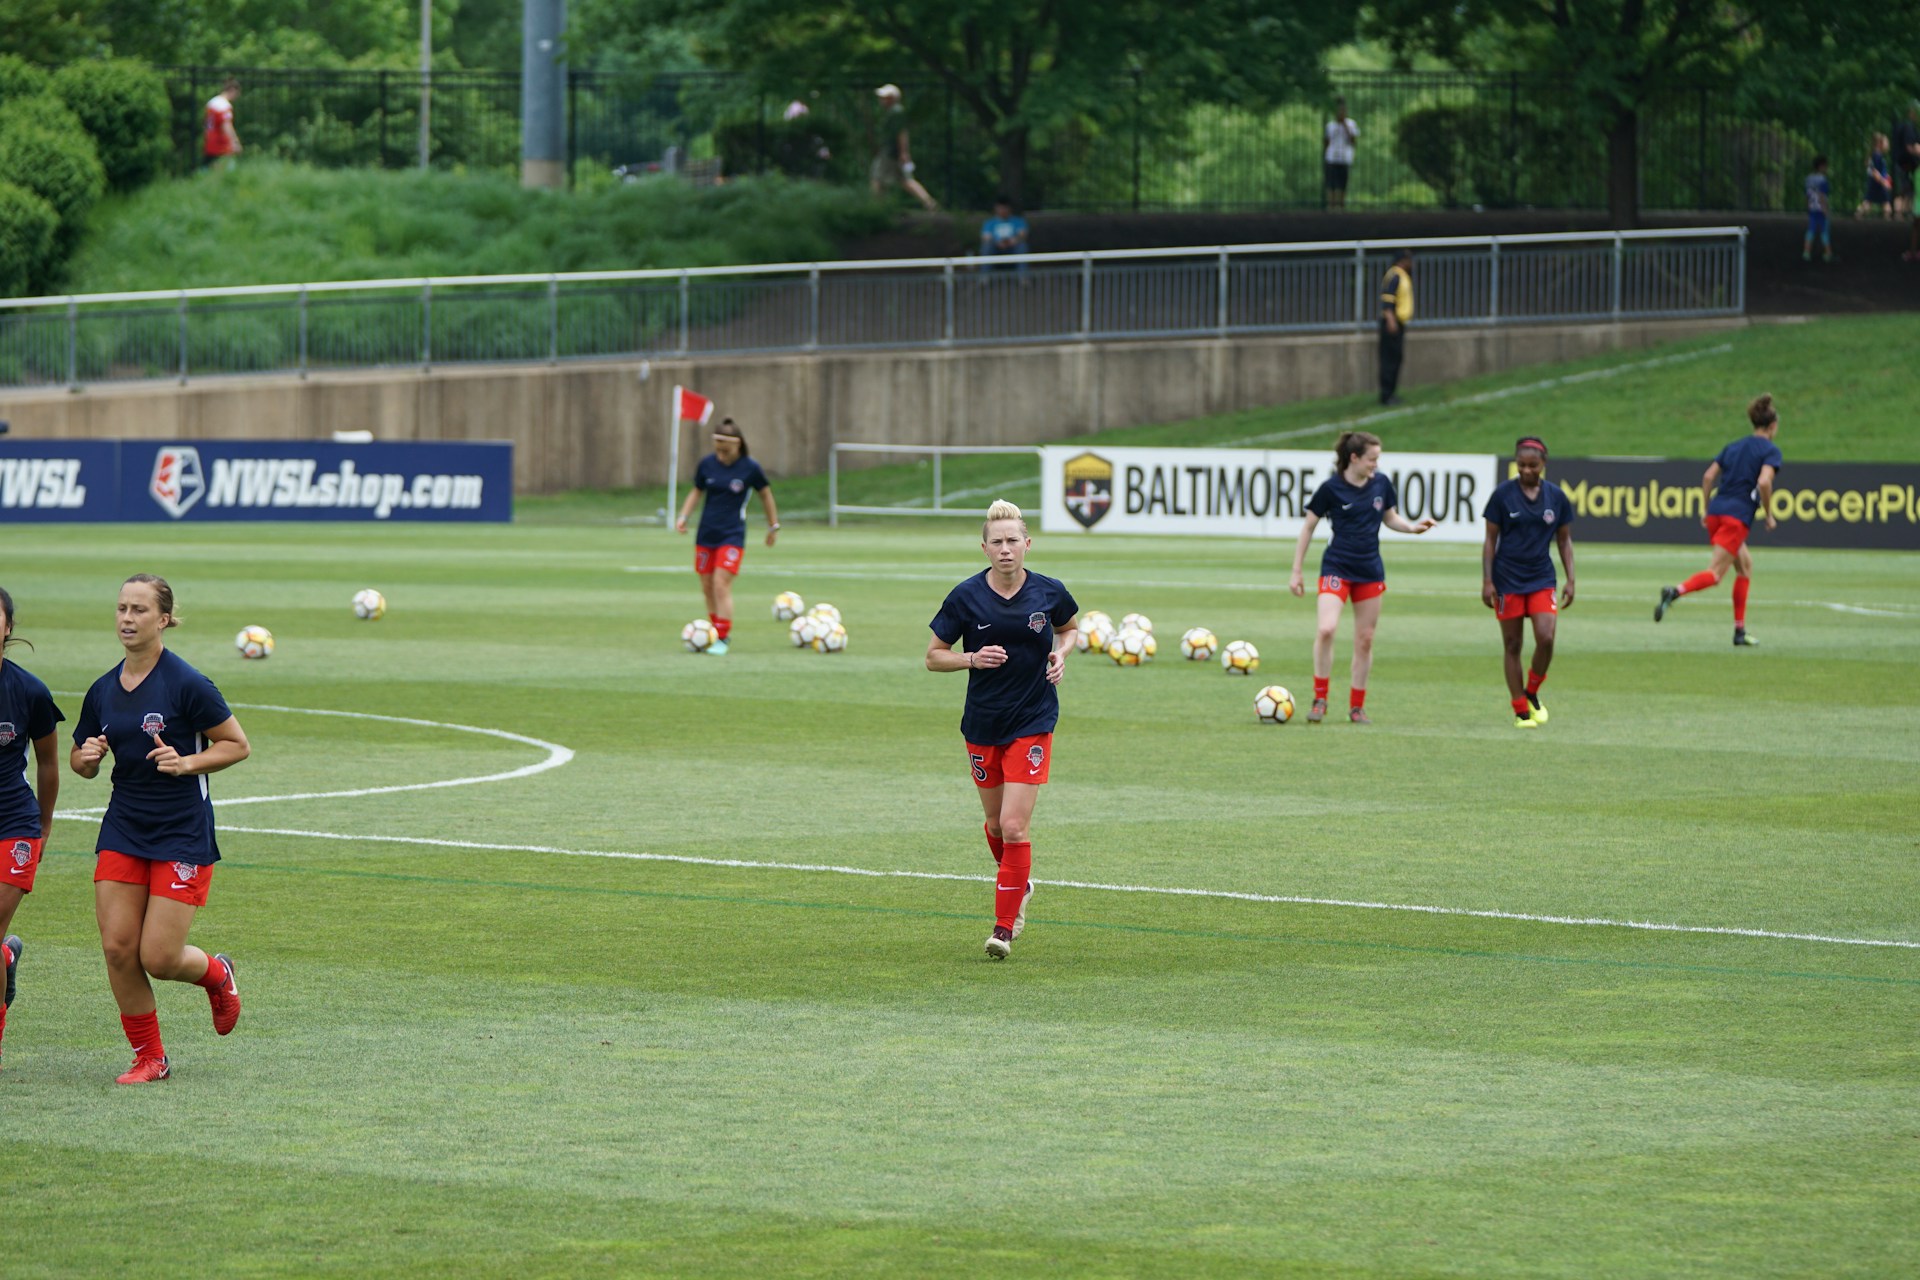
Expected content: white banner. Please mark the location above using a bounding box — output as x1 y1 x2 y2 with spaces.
1039 445 1498 543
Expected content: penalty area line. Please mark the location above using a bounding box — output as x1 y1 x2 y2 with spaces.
219 824 1920 951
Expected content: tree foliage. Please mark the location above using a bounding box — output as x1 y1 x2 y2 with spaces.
51 59 172 191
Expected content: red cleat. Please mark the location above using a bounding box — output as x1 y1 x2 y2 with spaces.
116 1054 171 1085
208 954 240 1036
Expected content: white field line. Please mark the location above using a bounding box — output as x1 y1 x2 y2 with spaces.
1219 344 1736 448
217 824 1920 952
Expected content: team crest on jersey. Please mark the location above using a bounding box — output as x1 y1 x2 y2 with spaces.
141 712 166 735
728 478 745 493
1372 496 1384 511
1543 508 1557 524
1027 612 1048 633
1062 451 1114 529
171 861 199 882
1026 745 1045 768
0 722 14 747
10 840 30 867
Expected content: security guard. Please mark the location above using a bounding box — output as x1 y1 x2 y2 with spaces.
1379 248 1414 405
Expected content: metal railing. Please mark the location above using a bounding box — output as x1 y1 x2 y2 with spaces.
0 229 1745 390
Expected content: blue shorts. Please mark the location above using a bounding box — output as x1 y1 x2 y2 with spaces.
1807 211 1829 238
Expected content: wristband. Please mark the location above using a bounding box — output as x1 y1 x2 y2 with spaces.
968 651 976 669
901 161 916 175
769 523 781 531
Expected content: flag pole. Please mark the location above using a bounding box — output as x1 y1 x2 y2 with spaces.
667 385 681 528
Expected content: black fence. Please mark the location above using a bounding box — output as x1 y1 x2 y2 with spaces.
161 66 1890 215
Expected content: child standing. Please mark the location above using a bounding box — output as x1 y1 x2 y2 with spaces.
1803 156 1833 263
1858 134 1893 219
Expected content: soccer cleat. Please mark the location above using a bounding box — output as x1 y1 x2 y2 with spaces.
1733 628 1760 647
984 925 1012 960
116 1054 171 1085
1306 698 1328 724
1514 713 1540 729
706 639 729 656
208 954 240 1036
1654 585 1679 621
1526 693 1549 724
1349 707 1372 725
1012 883 1032 940
3 934 19 1007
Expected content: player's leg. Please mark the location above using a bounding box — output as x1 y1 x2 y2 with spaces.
1310 589 1343 722
137 886 240 1035
990 781 1040 945
0 882 22 1064
1661 539 1737 617
1732 542 1757 645
96 873 168 1081
710 562 738 649
1348 592 1382 723
1499 614 1531 723
1525 604 1557 721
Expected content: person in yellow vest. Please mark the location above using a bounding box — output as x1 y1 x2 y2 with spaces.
1378 249 1413 406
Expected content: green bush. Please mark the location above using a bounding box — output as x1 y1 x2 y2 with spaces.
51 59 172 191
0 121 106 258
0 94 84 139
0 55 51 108
0 180 58 295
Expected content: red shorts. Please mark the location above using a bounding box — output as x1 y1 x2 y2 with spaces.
94 850 214 907
966 734 1053 788
2 836 44 894
1705 515 1750 554
1494 588 1559 621
695 545 744 576
1318 575 1386 603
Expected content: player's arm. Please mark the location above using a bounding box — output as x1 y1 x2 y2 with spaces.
1699 460 1721 529
32 732 58 838
1756 463 1777 531
927 629 1001 673
759 486 780 546
1481 520 1500 609
1383 507 1436 535
674 482 700 534
148 716 250 778
1288 511 1319 596
1045 617 1077 685
1555 524 1576 607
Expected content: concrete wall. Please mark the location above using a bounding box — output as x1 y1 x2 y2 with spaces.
0 317 1744 494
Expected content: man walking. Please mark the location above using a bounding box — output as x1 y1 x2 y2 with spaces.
1378 248 1413 406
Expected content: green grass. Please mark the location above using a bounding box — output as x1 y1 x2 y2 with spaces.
64 162 893 292
0 513 1914 1278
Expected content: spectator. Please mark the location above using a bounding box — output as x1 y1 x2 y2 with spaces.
1803 154 1833 263
980 196 1029 273
1378 248 1413 406
1857 132 1893 219
203 78 241 170
1324 96 1358 210
870 84 939 212
1901 101 1920 262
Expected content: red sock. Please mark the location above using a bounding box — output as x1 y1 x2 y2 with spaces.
1732 577 1750 626
1512 696 1532 718
196 954 227 989
1526 669 1545 697
983 822 1004 866
995 841 1032 931
713 615 731 640
120 1010 164 1060
1350 687 1367 710
1313 677 1330 701
1678 570 1719 596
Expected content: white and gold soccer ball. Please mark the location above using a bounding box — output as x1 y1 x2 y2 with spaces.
1180 627 1218 661
1080 610 1114 636
1255 685 1295 723
1108 627 1151 666
807 603 842 626
813 621 848 653
1120 612 1154 634
772 590 806 621
352 588 386 621
1080 619 1117 655
1140 631 1158 661
791 613 830 648
1220 640 1259 675
234 625 274 660
682 618 719 652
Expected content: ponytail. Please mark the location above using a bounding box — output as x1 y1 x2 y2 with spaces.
1748 393 1777 429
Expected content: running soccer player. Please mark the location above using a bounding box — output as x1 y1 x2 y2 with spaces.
674 417 780 655
926 500 1078 960
70 575 250 1085
0 586 63 1072
1288 431 1438 723
1654 394 1782 647
1482 438 1576 728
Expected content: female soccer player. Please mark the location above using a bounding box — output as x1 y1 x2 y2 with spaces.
1654 394 1782 647
1288 431 1437 723
674 417 780 655
0 586 63 1070
926 500 1078 960
70 574 250 1084
1482 438 1576 728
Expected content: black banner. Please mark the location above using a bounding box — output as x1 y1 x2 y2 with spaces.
1547 458 1920 550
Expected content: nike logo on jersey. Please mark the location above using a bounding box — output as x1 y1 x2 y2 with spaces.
1509 510 1521 517
1341 503 1353 509
171 882 191 890
975 623 991 629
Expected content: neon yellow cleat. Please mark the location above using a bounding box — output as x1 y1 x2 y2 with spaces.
1514 714 1540 729
1526 695 1549 724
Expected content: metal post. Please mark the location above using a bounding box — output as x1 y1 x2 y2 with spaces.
549 275 560 363
1488 239 1500 326
177 292 189 384
933 450 943 510
65 297 77 390
1611 232 1623 320
828 446 839 528
419 0 432 170
1079 253 1092 338
422 281 432 370
1353 242 1367 331
1736 228 1748 315
298 285 309 378
807 266 820 350
1216 247 1229 337
566 70 577 189
943 260 955 346
677 270 689 354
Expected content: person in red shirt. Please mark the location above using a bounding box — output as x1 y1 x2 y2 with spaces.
204 79 242 169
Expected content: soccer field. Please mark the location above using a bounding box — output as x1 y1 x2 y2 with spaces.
3 516 1916 1278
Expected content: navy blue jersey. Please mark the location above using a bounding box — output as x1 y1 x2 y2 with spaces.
1484 478 1574 595
1707 434 1784 525
0 660 63 840
930 570 1078 745
1307 472 1398 582
74 648 234 865
692 453 770 546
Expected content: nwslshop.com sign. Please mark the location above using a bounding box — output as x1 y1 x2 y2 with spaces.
0 440 512 522
1549 458 1920 550
1040 446 1498 542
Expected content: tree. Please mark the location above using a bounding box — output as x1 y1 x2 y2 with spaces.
574 0 1357 208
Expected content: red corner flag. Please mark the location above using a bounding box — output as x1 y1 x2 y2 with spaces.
674 385 715 425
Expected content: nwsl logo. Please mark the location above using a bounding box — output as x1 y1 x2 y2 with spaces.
150 446 206 518
141 712 166 736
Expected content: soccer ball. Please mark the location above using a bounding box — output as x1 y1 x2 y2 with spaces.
807 603 841 625
1180 627 1218 661
1081 610 1114 635
772 590 806 621
1255 685 1295 724
1080 619 1117 655
234 625 274 660
1120 612 1154 634
813 622 848 653
1108 627 1150 666
1220 640 1259 675
1140 631 1158 661
352 588 386 620
682 618 719 652
790 613 830 647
